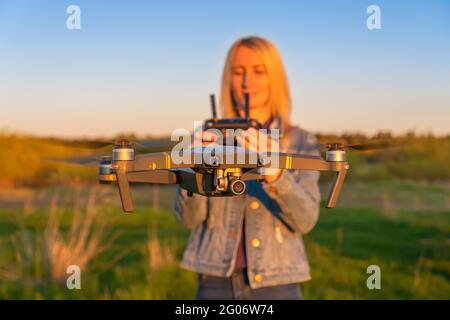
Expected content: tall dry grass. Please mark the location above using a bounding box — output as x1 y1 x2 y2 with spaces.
147 223 175 272
0 187 116 284
336 227 344 255
46 187 115 281
382 192 397 218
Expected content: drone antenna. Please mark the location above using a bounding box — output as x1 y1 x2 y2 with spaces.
244 93 250 121
210 94 218 121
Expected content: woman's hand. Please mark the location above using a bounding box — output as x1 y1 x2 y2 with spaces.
191 127 282 184
191 129 218 147
235 128 282 184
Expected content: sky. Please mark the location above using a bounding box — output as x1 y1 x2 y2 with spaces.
1 0 449 138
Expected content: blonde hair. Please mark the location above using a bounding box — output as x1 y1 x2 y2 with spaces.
220 36 292 130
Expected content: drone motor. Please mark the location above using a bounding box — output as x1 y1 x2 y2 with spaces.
326 150 346 162
326 143 346 162
98 156 115 184
113 139 135 161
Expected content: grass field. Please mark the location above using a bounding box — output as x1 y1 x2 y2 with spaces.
0 181 448 299
0 133 449 299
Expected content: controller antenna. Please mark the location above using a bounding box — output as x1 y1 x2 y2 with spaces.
244 93 250 121
210 94 218 121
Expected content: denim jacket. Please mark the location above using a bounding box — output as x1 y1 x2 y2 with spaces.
173 125 321 289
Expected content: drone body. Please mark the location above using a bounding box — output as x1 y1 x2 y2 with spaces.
98 143 348 213
44 94 403 214
97 94 349 213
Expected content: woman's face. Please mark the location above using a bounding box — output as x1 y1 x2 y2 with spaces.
231 46 270 118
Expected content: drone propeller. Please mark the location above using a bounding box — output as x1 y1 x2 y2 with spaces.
343 141 396 151
302 140 404 152
41 137 113 149
45 155 105 166
41 137 176 151
135 139 177 149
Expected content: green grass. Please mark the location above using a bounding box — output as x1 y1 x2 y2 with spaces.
0 204 197 299
0 186 448 299
302 207 450 299
1 127 449 299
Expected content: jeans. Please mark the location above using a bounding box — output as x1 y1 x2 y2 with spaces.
196 268 302 300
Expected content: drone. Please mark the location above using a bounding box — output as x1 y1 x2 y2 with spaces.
92 93 352 213
49 94 394 213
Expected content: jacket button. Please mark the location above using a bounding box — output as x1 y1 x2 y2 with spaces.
250 201 260 210
254 274 263 282
251 238 261 248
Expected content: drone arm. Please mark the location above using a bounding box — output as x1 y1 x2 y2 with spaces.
115 164 178 213
326 169 347 208
116 170 134 213
127 170 177 184
241 168 265 181
276 153 329 171
132 152 195 171
276 153 348 208
176 169 205 194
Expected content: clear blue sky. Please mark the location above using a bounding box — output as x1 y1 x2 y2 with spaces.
1 0 449 138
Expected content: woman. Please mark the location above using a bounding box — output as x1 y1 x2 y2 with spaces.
173 36 321 300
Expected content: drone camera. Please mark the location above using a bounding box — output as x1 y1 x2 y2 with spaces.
230 179 246 195
213 168 246 195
